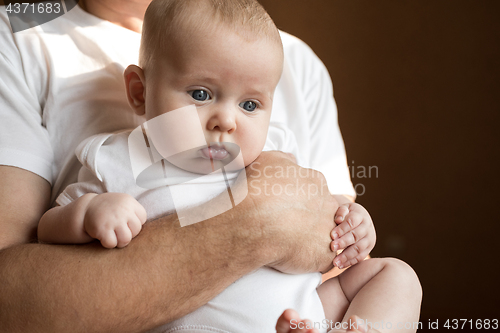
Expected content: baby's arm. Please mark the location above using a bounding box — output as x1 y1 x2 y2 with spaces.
38 193 147 248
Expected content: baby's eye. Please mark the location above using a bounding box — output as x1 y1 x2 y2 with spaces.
239 101 257 112
189 90 210 101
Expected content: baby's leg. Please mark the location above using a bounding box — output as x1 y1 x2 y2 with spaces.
317 258 422 333
316 276 350 329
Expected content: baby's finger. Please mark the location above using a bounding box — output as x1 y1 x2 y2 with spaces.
332 225 367 251
134 202 147 225
331 212 363 240
115 224 133 248
334 205 349 224
128 216 143 238
334 238 371 269
100 230 118 249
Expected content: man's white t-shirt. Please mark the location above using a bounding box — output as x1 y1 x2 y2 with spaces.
0 5 355 202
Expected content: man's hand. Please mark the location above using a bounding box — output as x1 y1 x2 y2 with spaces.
331 203 376 269
244 151 338 274
84 193 147 248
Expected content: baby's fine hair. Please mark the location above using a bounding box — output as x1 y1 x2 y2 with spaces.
139 0 282 70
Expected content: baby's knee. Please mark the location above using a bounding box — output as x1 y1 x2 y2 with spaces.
380 258 423 299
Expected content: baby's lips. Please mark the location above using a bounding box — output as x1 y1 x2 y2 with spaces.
199 145 229 160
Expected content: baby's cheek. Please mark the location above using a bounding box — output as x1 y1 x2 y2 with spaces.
241 141 266 166
238 122 269 166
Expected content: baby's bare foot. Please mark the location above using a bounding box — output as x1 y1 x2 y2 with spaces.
276 309 319 333
328 315 383 333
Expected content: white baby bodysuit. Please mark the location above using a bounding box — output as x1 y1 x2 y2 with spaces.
57 123 327 333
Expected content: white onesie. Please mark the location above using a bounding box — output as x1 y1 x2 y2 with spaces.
57 123 327 333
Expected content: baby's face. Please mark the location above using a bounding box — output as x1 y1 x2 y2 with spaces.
144 25 283 167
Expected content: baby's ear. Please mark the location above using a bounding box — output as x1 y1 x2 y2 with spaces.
124 65 146 116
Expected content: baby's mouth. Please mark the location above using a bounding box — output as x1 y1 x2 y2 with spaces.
199 145 229 160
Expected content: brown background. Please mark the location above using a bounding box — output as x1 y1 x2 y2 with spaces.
259 0 500 331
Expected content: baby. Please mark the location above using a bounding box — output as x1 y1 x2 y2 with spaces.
38 0 421 332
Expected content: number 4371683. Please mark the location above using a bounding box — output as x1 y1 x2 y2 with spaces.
444 319 498 330
6 2 61 14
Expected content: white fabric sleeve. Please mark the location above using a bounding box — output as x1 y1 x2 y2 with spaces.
264 122 305 165
55 166 106 206
0 11 54 183
54 134 112 206
285 35 356 198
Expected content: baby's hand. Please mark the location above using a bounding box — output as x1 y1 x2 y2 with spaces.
331 202 375 269
84 193 147 248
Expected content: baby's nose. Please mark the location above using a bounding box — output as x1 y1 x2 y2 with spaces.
207 107 236 134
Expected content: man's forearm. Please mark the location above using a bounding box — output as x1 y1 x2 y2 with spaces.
0 211 265 333
0 152 340 332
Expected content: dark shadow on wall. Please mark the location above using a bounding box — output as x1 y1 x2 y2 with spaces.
259 0 500 329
